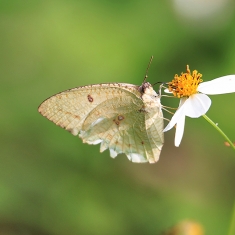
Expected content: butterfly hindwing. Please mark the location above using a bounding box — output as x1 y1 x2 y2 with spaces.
79 95 152 162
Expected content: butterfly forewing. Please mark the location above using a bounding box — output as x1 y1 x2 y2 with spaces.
39 84 132 134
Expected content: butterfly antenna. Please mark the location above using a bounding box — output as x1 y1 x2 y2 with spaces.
143 56 154 83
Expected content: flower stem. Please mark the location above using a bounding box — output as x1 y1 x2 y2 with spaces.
228 201 235 235
202 115 235 151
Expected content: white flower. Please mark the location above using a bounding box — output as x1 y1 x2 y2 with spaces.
163 65 235 147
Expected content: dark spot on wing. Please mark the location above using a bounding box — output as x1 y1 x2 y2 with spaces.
118 115 124 121
113 115 125 126
113 119 119 126
87 94 93 102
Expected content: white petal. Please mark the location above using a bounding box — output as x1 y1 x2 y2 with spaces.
163 97 187 132
184 94 211 118
164 88 173 94
178 97 187 108
198 75 235 95
174 115 185 147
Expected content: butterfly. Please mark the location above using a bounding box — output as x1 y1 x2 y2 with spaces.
38 80 164 163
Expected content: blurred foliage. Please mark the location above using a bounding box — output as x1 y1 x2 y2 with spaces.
163 220 204 235
0 0 235 234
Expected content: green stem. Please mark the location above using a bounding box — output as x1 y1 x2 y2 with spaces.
202 115 235 235
202 115 235 151
228 201 235 235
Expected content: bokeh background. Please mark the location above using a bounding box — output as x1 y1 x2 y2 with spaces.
1 0 235 234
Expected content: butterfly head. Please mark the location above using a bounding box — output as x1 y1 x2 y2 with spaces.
139 82 152 93
139 82 159 97
138 82 161 109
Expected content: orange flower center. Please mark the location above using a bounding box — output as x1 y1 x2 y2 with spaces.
168 65 203 98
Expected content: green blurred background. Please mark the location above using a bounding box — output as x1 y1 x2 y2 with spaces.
1 1 235 234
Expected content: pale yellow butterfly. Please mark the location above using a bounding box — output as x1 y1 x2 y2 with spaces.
38 75 164 163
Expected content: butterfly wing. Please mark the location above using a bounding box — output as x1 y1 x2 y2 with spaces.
38 83 163 163
38 84 132 136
